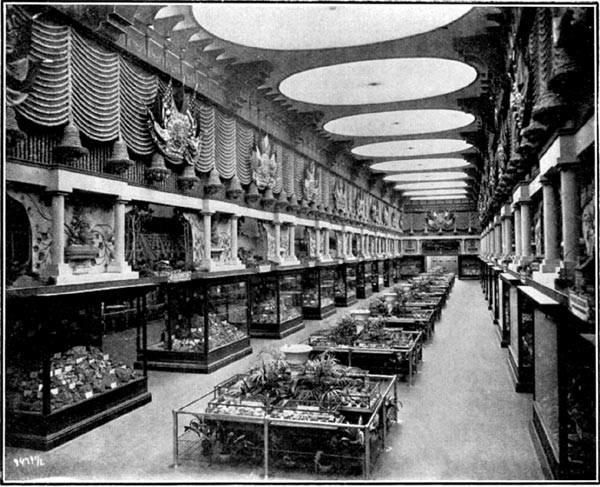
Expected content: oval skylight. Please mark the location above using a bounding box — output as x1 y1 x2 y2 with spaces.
395 181 469 191
280 59 477 106
385 172 469 182
409 195 468 201
370 158 470 173
192 5 472 50
324 110 474 137
403 189 468 196
353 139 472 158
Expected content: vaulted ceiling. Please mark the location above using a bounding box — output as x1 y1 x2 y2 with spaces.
53 3 508 211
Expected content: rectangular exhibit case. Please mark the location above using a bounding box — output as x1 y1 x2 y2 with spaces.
490 266 502 325
498 273 520 348
302 264 336 319
392 258 402 284
356 261 373 299
529 296 596 480
382 259 391 288
5 280 154 450
371 261 382 293
507 286 537 393
334 262 358 307
249 267 304 339
457 255 482 279
140 272 252 373
398 256 425 278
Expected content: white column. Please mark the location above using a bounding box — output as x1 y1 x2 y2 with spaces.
505 216 513 258
541 177 560 272
108 198 130 272
230 215 239 264
520 202 532 262
315 228 322 258
203 212 212 269
289 224 296 259
323 228 330 258
514 205 522 259
559 165 580 269
494 217 502 259
47 192 68 276
274 222 281 264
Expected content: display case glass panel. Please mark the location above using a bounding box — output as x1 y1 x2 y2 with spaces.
302 266 336 319
458 255 481 279
510 287 535 393
143 276 251 373
399 256 425 277
320 267 335 308
279 273 303 323
334 264 358 307
371 261 380 292
563 332 596 479
534 309 560 460
6 283 153 449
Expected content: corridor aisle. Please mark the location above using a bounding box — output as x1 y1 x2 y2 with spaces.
375 279 544 481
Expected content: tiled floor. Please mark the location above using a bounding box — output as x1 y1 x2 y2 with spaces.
4 280 544 482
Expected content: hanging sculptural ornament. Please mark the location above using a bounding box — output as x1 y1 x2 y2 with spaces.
148 80 202 167
333 181 347 213
425 211 456 232
304 161 319 202
250 134 280 190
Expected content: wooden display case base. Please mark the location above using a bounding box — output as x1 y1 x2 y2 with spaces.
139 338 252 374
495 325 509 348
6 378 151 450
531 402 558 480
335 295 358 307
249 316 304 339
507 349 533 393
302 303 336 320
458 275 481 280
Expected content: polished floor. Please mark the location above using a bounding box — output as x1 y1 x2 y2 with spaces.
4 279 544 482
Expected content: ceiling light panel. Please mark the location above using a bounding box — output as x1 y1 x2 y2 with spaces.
370 158 470 172
280 59 477 106
403 189 467 196
353 139 472 157
324 110 474 137
192 5 472 50
384 172 469 182
394 181 468 190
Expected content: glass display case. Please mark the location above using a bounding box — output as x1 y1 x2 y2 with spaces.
356 261 373 299
507 286 538 393
529 294 596 479
392 258 401 284
398 255 425 278
5 280 154 450
141 273 252 373
301 265 336 319
458 255 482 279
249 268 304 338
382 259 391 287
498 273 520 348
371 261 381 292
334 263 358 307
491 266 501 326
